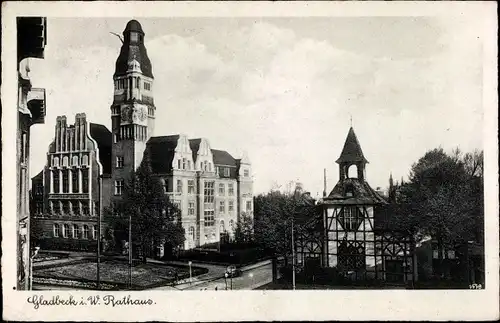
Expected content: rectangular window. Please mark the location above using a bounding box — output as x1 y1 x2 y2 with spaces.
224 168 230 177
82 201 89 215
36 183 44 195
115 179 124 195
246 201 252 212
228 200 234 212
188 180 195 194
53 224 60 237
82 169 89 193
116 156 124 168
174 200 182 211
72 201 79 215
162 179 168 194
144 82 151 91
219 201 225 213
21 132 28 163
188 201 195 215
228 183 234 196
176 179 183 193
244 169 250 177
203 181 215 204
62 170 69 193
83 225 89 239
218 183 225 195
204 210 215 227
93 225 98 240
72 170 78 193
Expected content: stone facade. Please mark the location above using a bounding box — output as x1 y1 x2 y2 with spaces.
31 114 111 251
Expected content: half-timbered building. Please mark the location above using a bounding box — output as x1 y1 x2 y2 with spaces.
296 127 415 284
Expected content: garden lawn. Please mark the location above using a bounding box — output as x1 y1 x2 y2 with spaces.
34 259 194 288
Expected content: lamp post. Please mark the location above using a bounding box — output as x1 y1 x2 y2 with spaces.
224 272 228 290
29 246 40 290
128 213 132 289
188 261 192 285
97 174 103 290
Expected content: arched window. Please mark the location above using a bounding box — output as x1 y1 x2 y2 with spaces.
177 159 181 169
189 227 195 239
83 225 89 239
63 224 70 238
53 223 60 237
203 161 208 171
62 156 69 167
187 160 191 170
347 164 358 179
72 156 79 166
208 163 211 172
93 225 98 240
182 158 186 170
82 155 89 166
72 225 80 239
53 157 60 167
220 220 225 232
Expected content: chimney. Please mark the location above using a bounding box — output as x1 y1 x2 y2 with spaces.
55 116 61 152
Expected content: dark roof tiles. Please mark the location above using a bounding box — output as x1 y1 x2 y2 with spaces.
323 178 386 205
89 123 112 175
336 127 368 164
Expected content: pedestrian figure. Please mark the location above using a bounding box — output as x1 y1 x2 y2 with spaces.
215 286 218 291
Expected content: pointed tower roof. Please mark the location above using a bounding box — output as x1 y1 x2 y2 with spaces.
336 127 368 164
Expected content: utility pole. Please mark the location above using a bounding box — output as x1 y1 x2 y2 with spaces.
129 213 132 289
97 174 102 289
291 211 296 290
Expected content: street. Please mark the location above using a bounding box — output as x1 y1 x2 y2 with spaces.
186 262 273 291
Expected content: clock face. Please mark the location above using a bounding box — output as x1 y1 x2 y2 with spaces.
138 107 147 121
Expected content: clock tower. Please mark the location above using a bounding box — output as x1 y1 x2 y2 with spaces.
110 20 156 197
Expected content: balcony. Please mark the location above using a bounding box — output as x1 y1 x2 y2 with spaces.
27 88 46 124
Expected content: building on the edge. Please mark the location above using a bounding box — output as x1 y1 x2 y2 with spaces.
31 113 112 251
31 20 253 253
17 17 47 290
295 127 415 284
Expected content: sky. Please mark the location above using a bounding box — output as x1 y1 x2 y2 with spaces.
27 16 484 195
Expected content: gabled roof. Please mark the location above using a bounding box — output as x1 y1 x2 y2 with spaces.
189 138 201 164
90 123 112 175
336 127 368 164
146 135 180 173
211 149 237 167
323 178 387 205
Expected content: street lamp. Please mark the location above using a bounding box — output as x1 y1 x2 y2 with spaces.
29 246 40 290
224 272 228 290
188 261 192 285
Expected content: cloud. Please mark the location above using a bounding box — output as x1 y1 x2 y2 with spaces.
28 18 484 195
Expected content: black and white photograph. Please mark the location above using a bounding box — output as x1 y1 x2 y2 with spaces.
2 1 498 321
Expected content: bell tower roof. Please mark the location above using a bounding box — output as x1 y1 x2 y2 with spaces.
114 19 153 78
336 127 368 164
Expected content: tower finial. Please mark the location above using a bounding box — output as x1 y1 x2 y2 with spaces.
323 168 327 197
350 114 353 127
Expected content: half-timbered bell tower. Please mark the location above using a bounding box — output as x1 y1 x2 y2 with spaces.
303 126 414 284
110 20 156 202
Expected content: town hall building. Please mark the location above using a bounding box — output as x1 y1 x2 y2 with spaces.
31 20 253 252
